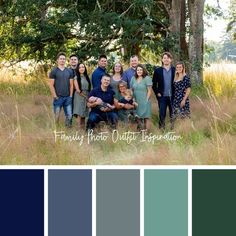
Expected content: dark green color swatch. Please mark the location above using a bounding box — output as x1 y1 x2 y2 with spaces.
193 170 236 236
145 170 188 236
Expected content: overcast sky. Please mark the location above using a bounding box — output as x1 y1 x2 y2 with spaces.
204 0 230 42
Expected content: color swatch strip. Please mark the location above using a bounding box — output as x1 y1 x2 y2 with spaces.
2 168 236 236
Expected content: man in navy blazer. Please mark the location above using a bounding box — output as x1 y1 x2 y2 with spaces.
152 52 175 129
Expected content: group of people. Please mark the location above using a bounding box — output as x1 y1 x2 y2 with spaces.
48 52 191 132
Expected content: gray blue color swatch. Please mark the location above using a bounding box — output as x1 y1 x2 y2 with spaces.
48 169 92 236
96 169 140 236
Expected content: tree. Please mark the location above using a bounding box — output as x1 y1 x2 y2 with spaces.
155 0 205 83
0 0 209 85
0 0 167 62
0 0 83 61
227 0 236 40
156 0 188 62
188 0 205 84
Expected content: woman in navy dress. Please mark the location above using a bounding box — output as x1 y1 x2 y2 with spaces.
173 62 191 119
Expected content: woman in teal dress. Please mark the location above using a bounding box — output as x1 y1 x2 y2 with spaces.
130 64 153 131
73 63 91 130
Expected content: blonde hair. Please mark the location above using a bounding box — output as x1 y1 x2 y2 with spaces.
124 89 133 97
174 62 186 81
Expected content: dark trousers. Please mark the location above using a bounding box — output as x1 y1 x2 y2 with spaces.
157 96 173 129
86 110 118 130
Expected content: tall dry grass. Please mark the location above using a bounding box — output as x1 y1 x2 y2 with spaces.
203 63 236 98
0 63 236 164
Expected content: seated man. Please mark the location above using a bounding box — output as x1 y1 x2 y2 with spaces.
86 74 118 130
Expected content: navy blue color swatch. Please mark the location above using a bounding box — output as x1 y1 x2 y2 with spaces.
0 170 44 236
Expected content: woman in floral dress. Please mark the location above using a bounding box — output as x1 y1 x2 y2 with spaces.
173 62 191 119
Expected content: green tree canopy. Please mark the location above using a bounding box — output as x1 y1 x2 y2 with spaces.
0 0 208 84
0 0 168 62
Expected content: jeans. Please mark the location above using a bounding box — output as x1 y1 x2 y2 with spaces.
157 96 173 129
53 96 72 126
86 110 118 130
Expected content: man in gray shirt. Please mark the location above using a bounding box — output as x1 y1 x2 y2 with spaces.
163 67 172 97
152 52 175 129
49 52 74 127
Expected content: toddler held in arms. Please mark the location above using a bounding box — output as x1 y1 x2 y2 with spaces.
118 89 139 120
88 96 115 110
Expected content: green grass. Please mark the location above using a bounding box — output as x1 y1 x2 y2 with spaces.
0 79 50 96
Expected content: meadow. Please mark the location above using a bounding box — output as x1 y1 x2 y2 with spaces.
0 62 236 165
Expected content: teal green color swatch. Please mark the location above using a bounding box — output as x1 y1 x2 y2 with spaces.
145 170 188 236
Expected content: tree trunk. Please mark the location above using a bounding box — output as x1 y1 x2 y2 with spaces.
168 0 188 62
179 0 188 62
156 0 188 63
188 0 205 84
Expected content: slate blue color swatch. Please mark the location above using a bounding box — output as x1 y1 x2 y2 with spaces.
48 169 92 236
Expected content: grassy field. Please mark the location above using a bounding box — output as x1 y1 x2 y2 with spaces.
0 63 236 165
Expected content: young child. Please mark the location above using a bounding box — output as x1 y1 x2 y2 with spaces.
118 89 138 121
88 96 115 110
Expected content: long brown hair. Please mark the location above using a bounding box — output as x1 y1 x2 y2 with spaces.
134 64 148 79
174 62 186 81
112 62 124 75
